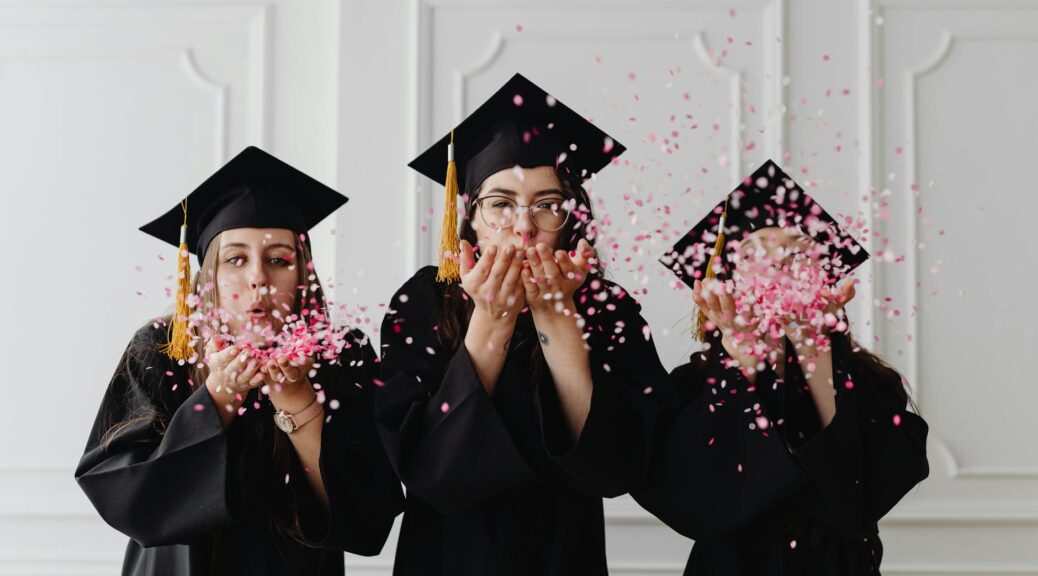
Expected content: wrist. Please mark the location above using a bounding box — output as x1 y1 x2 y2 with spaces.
469 306 518 337
528 291 577 316
268 379 316 413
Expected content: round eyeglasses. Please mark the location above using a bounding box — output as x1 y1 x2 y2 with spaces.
474 195 571 232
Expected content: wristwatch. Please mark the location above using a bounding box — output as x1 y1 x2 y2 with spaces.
273 396 322 433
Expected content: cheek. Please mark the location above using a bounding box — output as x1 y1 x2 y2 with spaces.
215 272 247 309
539 229 562 249
272 273 298 306
471 220 506 249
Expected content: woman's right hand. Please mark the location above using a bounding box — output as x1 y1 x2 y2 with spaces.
459 239 526 322
204 339 265 400
692 278 777 374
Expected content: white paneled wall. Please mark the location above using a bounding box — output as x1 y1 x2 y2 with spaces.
2 0 1035 574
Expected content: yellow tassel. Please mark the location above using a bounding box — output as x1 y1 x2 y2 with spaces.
694 203 728 342
436 130 461 283
161 200 194 361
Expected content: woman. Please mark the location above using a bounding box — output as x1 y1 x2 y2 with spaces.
637 159 930 575
376 73 672 575
75 146 404 575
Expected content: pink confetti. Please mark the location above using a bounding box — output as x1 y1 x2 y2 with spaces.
440 402 450 413
513 94 524 106
893 413 902 426
193 403 205 412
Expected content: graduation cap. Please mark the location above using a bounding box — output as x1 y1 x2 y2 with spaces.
140 145 348 360
660 159 869 340
409 73 626 282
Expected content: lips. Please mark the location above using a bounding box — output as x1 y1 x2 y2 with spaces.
247 301 271 320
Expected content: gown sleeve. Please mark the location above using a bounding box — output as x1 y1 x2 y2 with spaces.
630 347 811 543
788 331 930 538
374 267 536 515
287 329 405 555
75 324 243 548
535 279 675 498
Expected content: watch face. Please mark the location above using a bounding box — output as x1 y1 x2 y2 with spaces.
274 412 295 433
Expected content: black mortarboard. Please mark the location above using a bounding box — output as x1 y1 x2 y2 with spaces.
660 160 869 338
408 73 626 282
140 146 348 265
139 145 348 361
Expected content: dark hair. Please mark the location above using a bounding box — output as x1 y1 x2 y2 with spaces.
436 166 603 375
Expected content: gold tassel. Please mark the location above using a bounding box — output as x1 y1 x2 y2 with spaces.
436 130 461 283
161 199 194 361
694 202 728 342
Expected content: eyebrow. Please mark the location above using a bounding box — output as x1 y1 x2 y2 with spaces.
480 187 565 198
220 242 296 252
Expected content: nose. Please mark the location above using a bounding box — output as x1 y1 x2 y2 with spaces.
247 262 269 291
513 208 535 243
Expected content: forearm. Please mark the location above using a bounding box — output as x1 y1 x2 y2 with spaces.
532 303 593 442
464 308 518 396
271 387 327 507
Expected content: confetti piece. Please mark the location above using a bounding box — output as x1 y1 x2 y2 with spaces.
440 402 450 413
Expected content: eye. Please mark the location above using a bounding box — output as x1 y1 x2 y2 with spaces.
490 199 514 209
225 256 245 267
536 199 564 211
268 256 292 266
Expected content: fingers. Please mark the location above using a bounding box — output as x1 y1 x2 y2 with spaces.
525 246 546 285
278 357 303 383
840 281 856 305
571 238 596 271
701 279 722 314
469 243 497 284
264 359 285 386
459 239 477 276
719 288 736 325
555 250 583 284
535 244 561 287
485 244 515 293
500 249 524 300
691 280 718 326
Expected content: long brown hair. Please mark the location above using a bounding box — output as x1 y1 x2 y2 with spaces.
103 229 327 547
437 166 603 373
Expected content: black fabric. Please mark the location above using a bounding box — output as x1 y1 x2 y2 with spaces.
75 324 403 575
408 73 626 195
632 332 929 575
375 266 671 576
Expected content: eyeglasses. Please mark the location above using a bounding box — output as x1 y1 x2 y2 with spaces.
473 195 571 232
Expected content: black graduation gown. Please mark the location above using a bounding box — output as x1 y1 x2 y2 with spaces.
632 331 930 575
75 323 404 576
375 265 671 576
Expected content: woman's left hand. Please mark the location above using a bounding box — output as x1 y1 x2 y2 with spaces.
522 239 595 314
261 353 316 399
784 279 856 344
